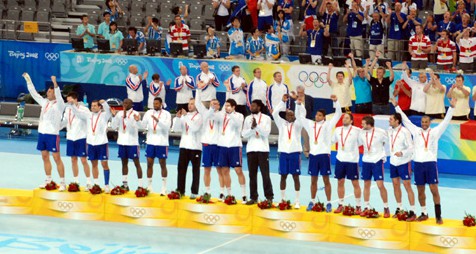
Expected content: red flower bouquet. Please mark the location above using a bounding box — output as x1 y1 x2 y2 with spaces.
311 201 325 212
224 195 237 205
196 193 213 204
257 200 274 209
45 181 58 191
463 213 476 227
396 210 409 221
135 187 149 198
278 200 292 210
67 182 80 192
110 186 127 195
167 190 181 200
366 208 380 219
343 204 356 216
89 184 102 195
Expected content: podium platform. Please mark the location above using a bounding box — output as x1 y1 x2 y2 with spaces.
1 188 476 253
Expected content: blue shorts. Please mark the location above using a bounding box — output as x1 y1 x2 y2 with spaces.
334 159 359 180
361 160 385 181
202 144 219 167
414 161 439 185
145 145 168 159
279 152 301 175
308 154 331 176
88 144 109 161
217 146 242 168
258 15 274 31
118 145 140 159
37 133 60 153
66 139 87 157
390 163 412 180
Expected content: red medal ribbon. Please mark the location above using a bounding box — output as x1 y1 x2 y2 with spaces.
222 113 231 134
340 126 353 150
153 110 162 132
314 121 323 143
287 122 294 141
365 128 375 153
122 110 134 132
91 111 102 134
391 126 402 151
421 129 431 150
68 108 76 126
185 112 199 134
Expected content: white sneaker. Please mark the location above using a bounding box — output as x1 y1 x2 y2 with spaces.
294 202 301 209
84 184 92 192
147 185 153 193
104 185 110 194
58 184 66 192
38 180 48 189
160 189 166 196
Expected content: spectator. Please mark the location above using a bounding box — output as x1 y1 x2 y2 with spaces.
320 1 340 56
300 19 330 63
170 15 191 54
433 0 448 24
105 0 124 22
386 3 407 61
456 28 476 73
274 10 292 56
264 24 283 60
423 72 446 119
127 27 146 54
76 15 96 49
437 12 457 37
350 53 373 114
436 30 457 71
302 0 319 30
327 63 353 113
97 12 111 39
393 78 412 116
455 13 472 36
227 17 246 59
403 9 422 38
247 68 268 113
278 0 294 22
319 0 340 14
213 0 231 31
165 22 175 56
258 0 275 31
373 0 389 19
105 21 123 52
366 52 395 114
423 15 438 63
172 4 189 21
452 1 467 26
267 72 289 114
400 62 428 115
144 17 162 40
344 2 364 58
246 28 266 60
447 74 471 120
369 11 385 59
205 27 221 58
408 24 431 69
401 0 417 15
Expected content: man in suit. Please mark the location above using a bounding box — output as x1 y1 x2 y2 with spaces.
290 85 314 157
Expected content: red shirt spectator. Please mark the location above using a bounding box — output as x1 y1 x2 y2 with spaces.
394 79 412 112
409 33 431 61
170 15 191 51
436 30 457 69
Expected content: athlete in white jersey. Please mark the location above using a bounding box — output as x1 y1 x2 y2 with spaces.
62 92 92 190
195 89 225 199
272 94 304 209
125 65 147 111
141 97 171 195
196 62 220 108
246 68 268 114
23 74 66 191
388 113 416 221
70 99 112 193
111 99 143 191
391 97 456 224
359 115 390 218
332 113 363 214
171 98 203 198
225 66 248 116
296 95 341 212
147 73 171 109
210 95 247 203
174 65 195 112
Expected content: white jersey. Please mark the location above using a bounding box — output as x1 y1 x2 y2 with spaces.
359 127 388 163
247 78 268 107
111 108 140 146
272 101 303 153
141 109 171 146
332 125 362 163
125 73 145 103
26 81 65 135
387 125 414 166
174 75 195 104
195 90 219 145
147 81 166 109
296 101 342 155
196 71 220 101
401 72 427 113
71 101 111 146
171 111 203 151
226 74 247 106
396 105 454 162
62 104 89 141
212 109 244 148
242 112 271 152
267 82 289 110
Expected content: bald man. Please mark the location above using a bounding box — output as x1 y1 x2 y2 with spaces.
196 62 220 109
126 65 147 111
174 65 195 112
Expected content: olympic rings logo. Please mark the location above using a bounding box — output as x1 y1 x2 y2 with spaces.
129 207 146 218
115 58 128 66
279 221 296 231
439 236 458 247
203 213 220 224
298 71 327 88
44 52 59 61
218 64 230 72
357 228 376 239
56 201 74 212
444 77 455 84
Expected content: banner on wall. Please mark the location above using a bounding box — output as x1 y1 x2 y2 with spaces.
0 40 71 98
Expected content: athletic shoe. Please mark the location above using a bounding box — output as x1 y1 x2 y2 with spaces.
58 184 66 192
104 185 110 194
246 199 257 205
384 207 390 218
306 201 314 211
326 203 332 213
38 180 47 189
294 202 300 209
436 217 444 225
120 185 129 192
146 185 153 193
416 213 429 222
334 205 344 213
242 196 247 204
406 211 417 222
190 194 197 199
160 190 166 196
84 184 92 192
219 193 225 202
392 208 401 218
355 206 362 214
360 208 369 217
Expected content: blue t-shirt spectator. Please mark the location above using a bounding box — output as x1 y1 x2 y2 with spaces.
322 12 339 33
306 29 325 55
353 76 372 104
438 20 457 35
369 20 384 45
346 11 364 37
388 12 407 40
424 21 437 42
406 17 422 38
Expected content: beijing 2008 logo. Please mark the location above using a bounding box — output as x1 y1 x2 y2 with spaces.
298 71 327 88
115 58 128 66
